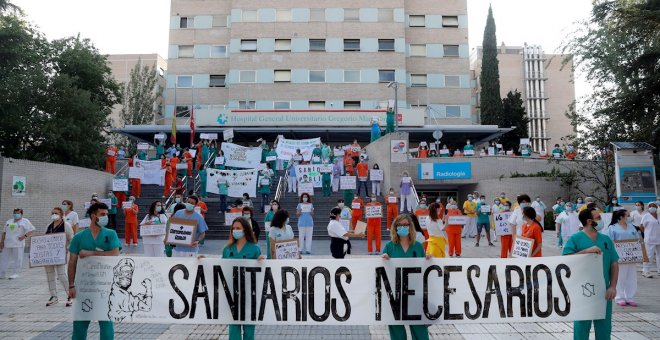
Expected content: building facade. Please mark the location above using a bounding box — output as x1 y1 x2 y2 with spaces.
471 43 576 151
165 0 473 127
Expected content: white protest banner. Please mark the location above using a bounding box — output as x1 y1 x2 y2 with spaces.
223 128 234 141
370 170 384 181
73 255 606 325
319 164 333 173
207 168 258 198
29 234 67 267
225 212 243 227
140 224 167 237
137 143 150 150
448 216 468 225
165 218 197 246
135 160 165 185
340 176 356 190
275 239 300 260
221 142 262 169
128 167 144 180
512 236 535 258
113 179 129 192
365 205 382 218
276 137 321 161
494 212 512 236
298 182 314 196
296 164 324 187
614 240 645 264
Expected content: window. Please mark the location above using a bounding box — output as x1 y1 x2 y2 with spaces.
445 75 460 87
275 39 291 51
276 9 292 22
309 101 325 109
210 45 227 58
411 74 427 87
378 39 395 51
175 105 191 117
378 9 394 22
442 16 459 27
309 70 325 82
240 39 257 52
378 69 395 83
239 70 256 83
344 8 359 21
446 105 461 117
344 101 361 109
409 15 425 27
344 70 361 83
274 70 291 82
178 45 194 58
274 101 290 109
242 10 257 22
343 39 360 51
309 39 326 51
179 17 194 28
212 15 227 27
410 44 426 57
310 9 325 22
209 75 226 87
443 45 460 57
239 101 255 109
176 75 192 87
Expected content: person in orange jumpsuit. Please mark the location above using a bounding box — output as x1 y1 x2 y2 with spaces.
385 188 398 231
170 155 180 177
349 139 361 165
414 198 430 249
343 152 355 176
127 157 141 198
521 207 544 257
443 201 463 257
195 142 203 170
351 195 364 230
500 202 514 258
418 144 429 158
114 191 126 210
105 145 118 174
123 196 139 247
355 159 369 196
182 148 193 177
163 159 173 197
365 194 382 254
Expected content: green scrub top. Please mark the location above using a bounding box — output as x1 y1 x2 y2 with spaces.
108 196 118 215
562 231 619 286
222 242 261 259
69 227 122 254
383 241 425 258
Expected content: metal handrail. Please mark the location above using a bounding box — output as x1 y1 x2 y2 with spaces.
193 154 216 195
274 167 288 202
410 180 420 208
115 159 130 178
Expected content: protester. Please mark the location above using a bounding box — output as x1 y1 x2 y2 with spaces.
575 197 585 210
241 193 254 209
216 174 229 213
520 143 533 157
385 188 398 231
286 162 297 193
321 166 332 197
350 139 361 165
332 159 342 192
107 191 118 230
382 214 430 340
198 165 208 199
607 209 640 306
630 201 647 233
476 195 493 246
42 207 74 306
123 196 139 247
506 194 535 253
531 196 547 227
399 171 414 212
336 199 352 231
167 193 184 214
163 159 173 197
62 200 81 234
414 198 430 243
264 200 279 258
68 202 121 339
410 214 426 245
296 193 314 255
365 194 383 255
328 208 364 259
439 145 450 157
182 148 193 177
140 201 167 257
641 202 660 278
242 206 260 241
351 195 364 230
463 139 474 156
105 145 118 174
462 194 477 238
444 202 463 257
258 172 272 212
605 197 623 213
552 144 564 158
171 196 208 257
356 158 369 196
0 209 35 279
521 207 543 257
369 163 382 196
562 207 618 340
426 203 447 258
268 210 295 259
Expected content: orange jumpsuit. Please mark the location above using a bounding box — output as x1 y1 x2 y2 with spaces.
501 235 513 258
385 195 398 230
124 203 139 245
164 165 173 197
356 162 369 178
351 198 364 230
195 143 203 170
415 208 430 250
522 222 543 257
365 201 382 253
183 151 193 177
196 201 208 218
344 155 355 176
445 209 463 256
105 146 118 174
128 158 141 198
114 192 126 209
419 148 428 158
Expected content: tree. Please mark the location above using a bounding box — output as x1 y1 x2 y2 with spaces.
120 59 161 126
478 5 503 125
0 0 23 15
498 91 528 150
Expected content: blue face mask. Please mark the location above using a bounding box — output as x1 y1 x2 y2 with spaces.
232 230 245 240
396 226 409 237
520 203 529 208
185 203 195 211
594 220 605 231
13 213 21 220
97 215 109 228
626 216 633 224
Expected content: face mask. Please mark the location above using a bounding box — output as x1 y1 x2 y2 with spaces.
494 201 500 205
156 205 162 211
51 214 61 221
371 197 376 202
185 203 195 211
243 197 249 200
97 215 109 228
175 198 182 203
390 191 394 195
503 206 511 211
13 213 21 220
626 216 633 223
612 200 617 204
536 198 541 202
480 199 485 203
243 214 251 219
303 197 308 202
467 197 473 201
419 203 427 208
593 220 604 231
447 205 457 210
92 196 98 200
501 195 505 198
232 230 245 240
565 206 573 211
61 204 69 211
338 203 345 208
520 203 529 208
396 226 410 237
636 206 643 211
649 207 658 214
577 200 583 203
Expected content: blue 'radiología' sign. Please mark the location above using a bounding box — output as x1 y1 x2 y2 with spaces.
418 162 472 180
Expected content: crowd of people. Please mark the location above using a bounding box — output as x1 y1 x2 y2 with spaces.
410 139 580 159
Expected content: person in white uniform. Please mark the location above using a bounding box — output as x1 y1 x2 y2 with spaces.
641 202 660 278
327 208 365 259
140 201 168 257
508 194 533 237
555 202 581 247
608 209 641 306
0 208 35 279
531 196 547 227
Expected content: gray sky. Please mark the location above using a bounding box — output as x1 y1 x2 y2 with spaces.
13 0 593 97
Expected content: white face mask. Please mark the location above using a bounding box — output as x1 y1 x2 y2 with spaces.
51 214 61 221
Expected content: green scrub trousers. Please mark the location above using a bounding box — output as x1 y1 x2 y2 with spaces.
573 300 611 340
73 321 114 340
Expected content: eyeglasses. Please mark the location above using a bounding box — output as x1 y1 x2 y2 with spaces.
398 223 411 227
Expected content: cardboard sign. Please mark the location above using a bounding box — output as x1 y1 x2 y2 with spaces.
298 182 314 196
418 215 429 229
225 212 242 227
29 234 67 267
464 149 475 156
496 144 503 149
129 167 144 180
352 202 361 209
300 204 313 213
520 138 530 146
488 147 495 156
140 224 167 237
388 196 397 204
448 216 468 225
264 222 271 232
112 178 129 192
494 212 513 236
154 133 167 140
122 202 134 209
481 205 491 213
275 239 300 260
200 133 218 140
354 221 367 234
223 128 234 141
137 143 150 150
319 165 333 173
370 170 384 181
340 176 356 190
512 236 535 258
165 218 198 246
366 205 382 218
260 178 270 186
176 164 188 170
439 149 449 155
266 156 277 162
402 177 411 183
614 240 645 264
522 149 530 156
553 153 561 158
214 156 225 165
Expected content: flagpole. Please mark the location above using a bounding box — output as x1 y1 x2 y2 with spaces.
171 80 177 145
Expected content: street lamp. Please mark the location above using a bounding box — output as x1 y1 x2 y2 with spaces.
387 81 399 131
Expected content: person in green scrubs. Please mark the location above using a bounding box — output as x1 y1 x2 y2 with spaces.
562 207 619 340
68 202 121 340
381 214 431 340
264 200 279 258
156 140 165 160
198 165 208 198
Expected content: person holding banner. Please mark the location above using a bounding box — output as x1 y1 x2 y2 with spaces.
351 195 364 230
476 196 493 247
264 200 280 259
215 150 226 170
296 193 315 255
182 148 193 177
286 163 297 193
562 207 618 340
552 144 564 158
216 175 229 213
366 194 383 254
608 209 640 306
426 203 447 258
356 159 369 196
123 196 139 247
268 210 295 259
107 192 118 231
163 159 173 198
414 199 430 242
521 207 544 257
328 207 365 259
382 214 430 340
343 151 355 176
105 145 118 174
462 194 478 238
641 202 660 278
443 202 463 257
43 207 74 306
171 196 208 257
155 140 164 159
463 139 474 157
370 164 382 196
605 197 623 213
140 201 167 257
128 157 141 198
258 171 272 212
385 189 398 231
399 171 414 213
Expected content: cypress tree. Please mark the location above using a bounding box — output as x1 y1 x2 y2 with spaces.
479 5 503 125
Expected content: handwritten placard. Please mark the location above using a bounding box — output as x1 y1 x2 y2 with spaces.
266 156 277 162
223 128 234 141
365 205 382 218
140 224 167 237
275 239 300 260
319 164 333 173
448 216 468 225
200 133 218 140
354 221 367 234
165 218 198 246
512 236 535 258
128 167 144 180
340 176 356 190
480 205 491 213
402 177 411 183
418 215 429 229
614 240 645 264
137 143 150 150
488 147 495 156
298 182 314 196
387 196 397 204
494 212 513 236
225 212 243 227
464 149 475 156
370 170 384 181
300 204 313 213
112 178 128 192
122 202 133 209
215 156 225 165
29 234 67 267
351 202 361 209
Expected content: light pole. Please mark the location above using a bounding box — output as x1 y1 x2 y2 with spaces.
387 81 399 131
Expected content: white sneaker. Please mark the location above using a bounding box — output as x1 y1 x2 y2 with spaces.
642 271 654 278
8 274 19 279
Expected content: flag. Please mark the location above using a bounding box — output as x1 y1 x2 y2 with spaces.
170 109 176 144
189 106 195 147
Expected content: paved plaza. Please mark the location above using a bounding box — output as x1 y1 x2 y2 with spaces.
1 233 659 339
